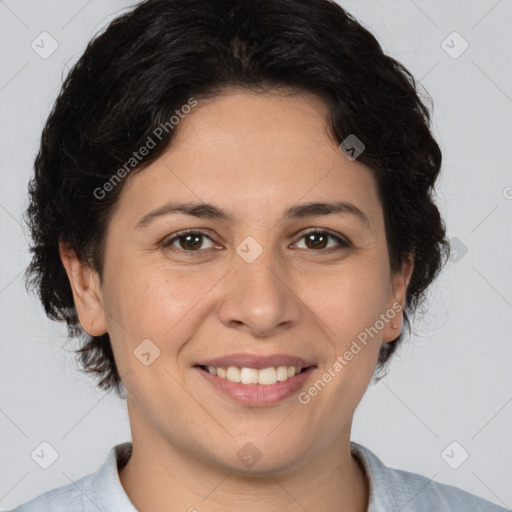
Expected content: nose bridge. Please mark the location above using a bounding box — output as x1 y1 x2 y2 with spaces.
237 242 283 297
217 237 301 335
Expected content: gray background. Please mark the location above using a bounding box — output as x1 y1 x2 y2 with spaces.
1 0 511 509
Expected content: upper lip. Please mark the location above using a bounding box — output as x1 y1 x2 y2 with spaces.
195 353 316 369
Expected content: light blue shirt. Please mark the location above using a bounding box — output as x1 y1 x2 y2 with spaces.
7 441 510 511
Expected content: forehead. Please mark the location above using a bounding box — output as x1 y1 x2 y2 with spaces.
177 89 333 156
114 90 382 229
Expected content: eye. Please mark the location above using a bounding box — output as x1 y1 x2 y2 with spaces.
293 229 351 253
161 229 351 255
162 231 217 253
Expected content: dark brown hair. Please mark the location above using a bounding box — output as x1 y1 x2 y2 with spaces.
25 0 449 398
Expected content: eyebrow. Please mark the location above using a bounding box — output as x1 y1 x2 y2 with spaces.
135 200 371 230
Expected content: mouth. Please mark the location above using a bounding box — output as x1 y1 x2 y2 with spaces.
195 364 311 385
193 354 317 406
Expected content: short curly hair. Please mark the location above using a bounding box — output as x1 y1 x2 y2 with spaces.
24 0 449 398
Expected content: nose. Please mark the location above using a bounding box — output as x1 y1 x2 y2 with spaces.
216 246 302 337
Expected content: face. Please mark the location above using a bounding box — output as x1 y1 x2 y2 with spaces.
63 89 412 474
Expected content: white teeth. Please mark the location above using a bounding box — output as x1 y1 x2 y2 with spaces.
205 365 303 385
276 365 288 381
226 366 241 382
240 367 259 384
258 367 277 385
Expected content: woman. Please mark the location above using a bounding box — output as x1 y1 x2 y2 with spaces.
8 0 508 510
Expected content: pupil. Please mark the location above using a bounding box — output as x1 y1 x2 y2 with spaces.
307 233 327 250
182 234 202 250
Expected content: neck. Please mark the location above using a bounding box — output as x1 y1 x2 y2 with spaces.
118 428 369 512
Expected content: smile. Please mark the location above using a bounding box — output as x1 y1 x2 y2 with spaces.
199 365 302 385
195 363 316 406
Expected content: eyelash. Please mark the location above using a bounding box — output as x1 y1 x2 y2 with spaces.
161 229 351 256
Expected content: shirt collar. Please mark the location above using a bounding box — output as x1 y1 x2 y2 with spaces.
351 441 398 511
92 441 393 511
91 442 137 511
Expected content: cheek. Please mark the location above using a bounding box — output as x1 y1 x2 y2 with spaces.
103 259 218 354
309 263 391 339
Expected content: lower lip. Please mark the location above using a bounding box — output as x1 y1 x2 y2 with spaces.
195 366 316 406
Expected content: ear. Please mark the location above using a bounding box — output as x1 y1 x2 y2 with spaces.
59 243 108 336
382 255 414 343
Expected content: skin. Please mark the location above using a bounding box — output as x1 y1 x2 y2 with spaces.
60 89 413 512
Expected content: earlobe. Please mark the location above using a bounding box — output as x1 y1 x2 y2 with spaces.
382 255 414 342
58 243 108 336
